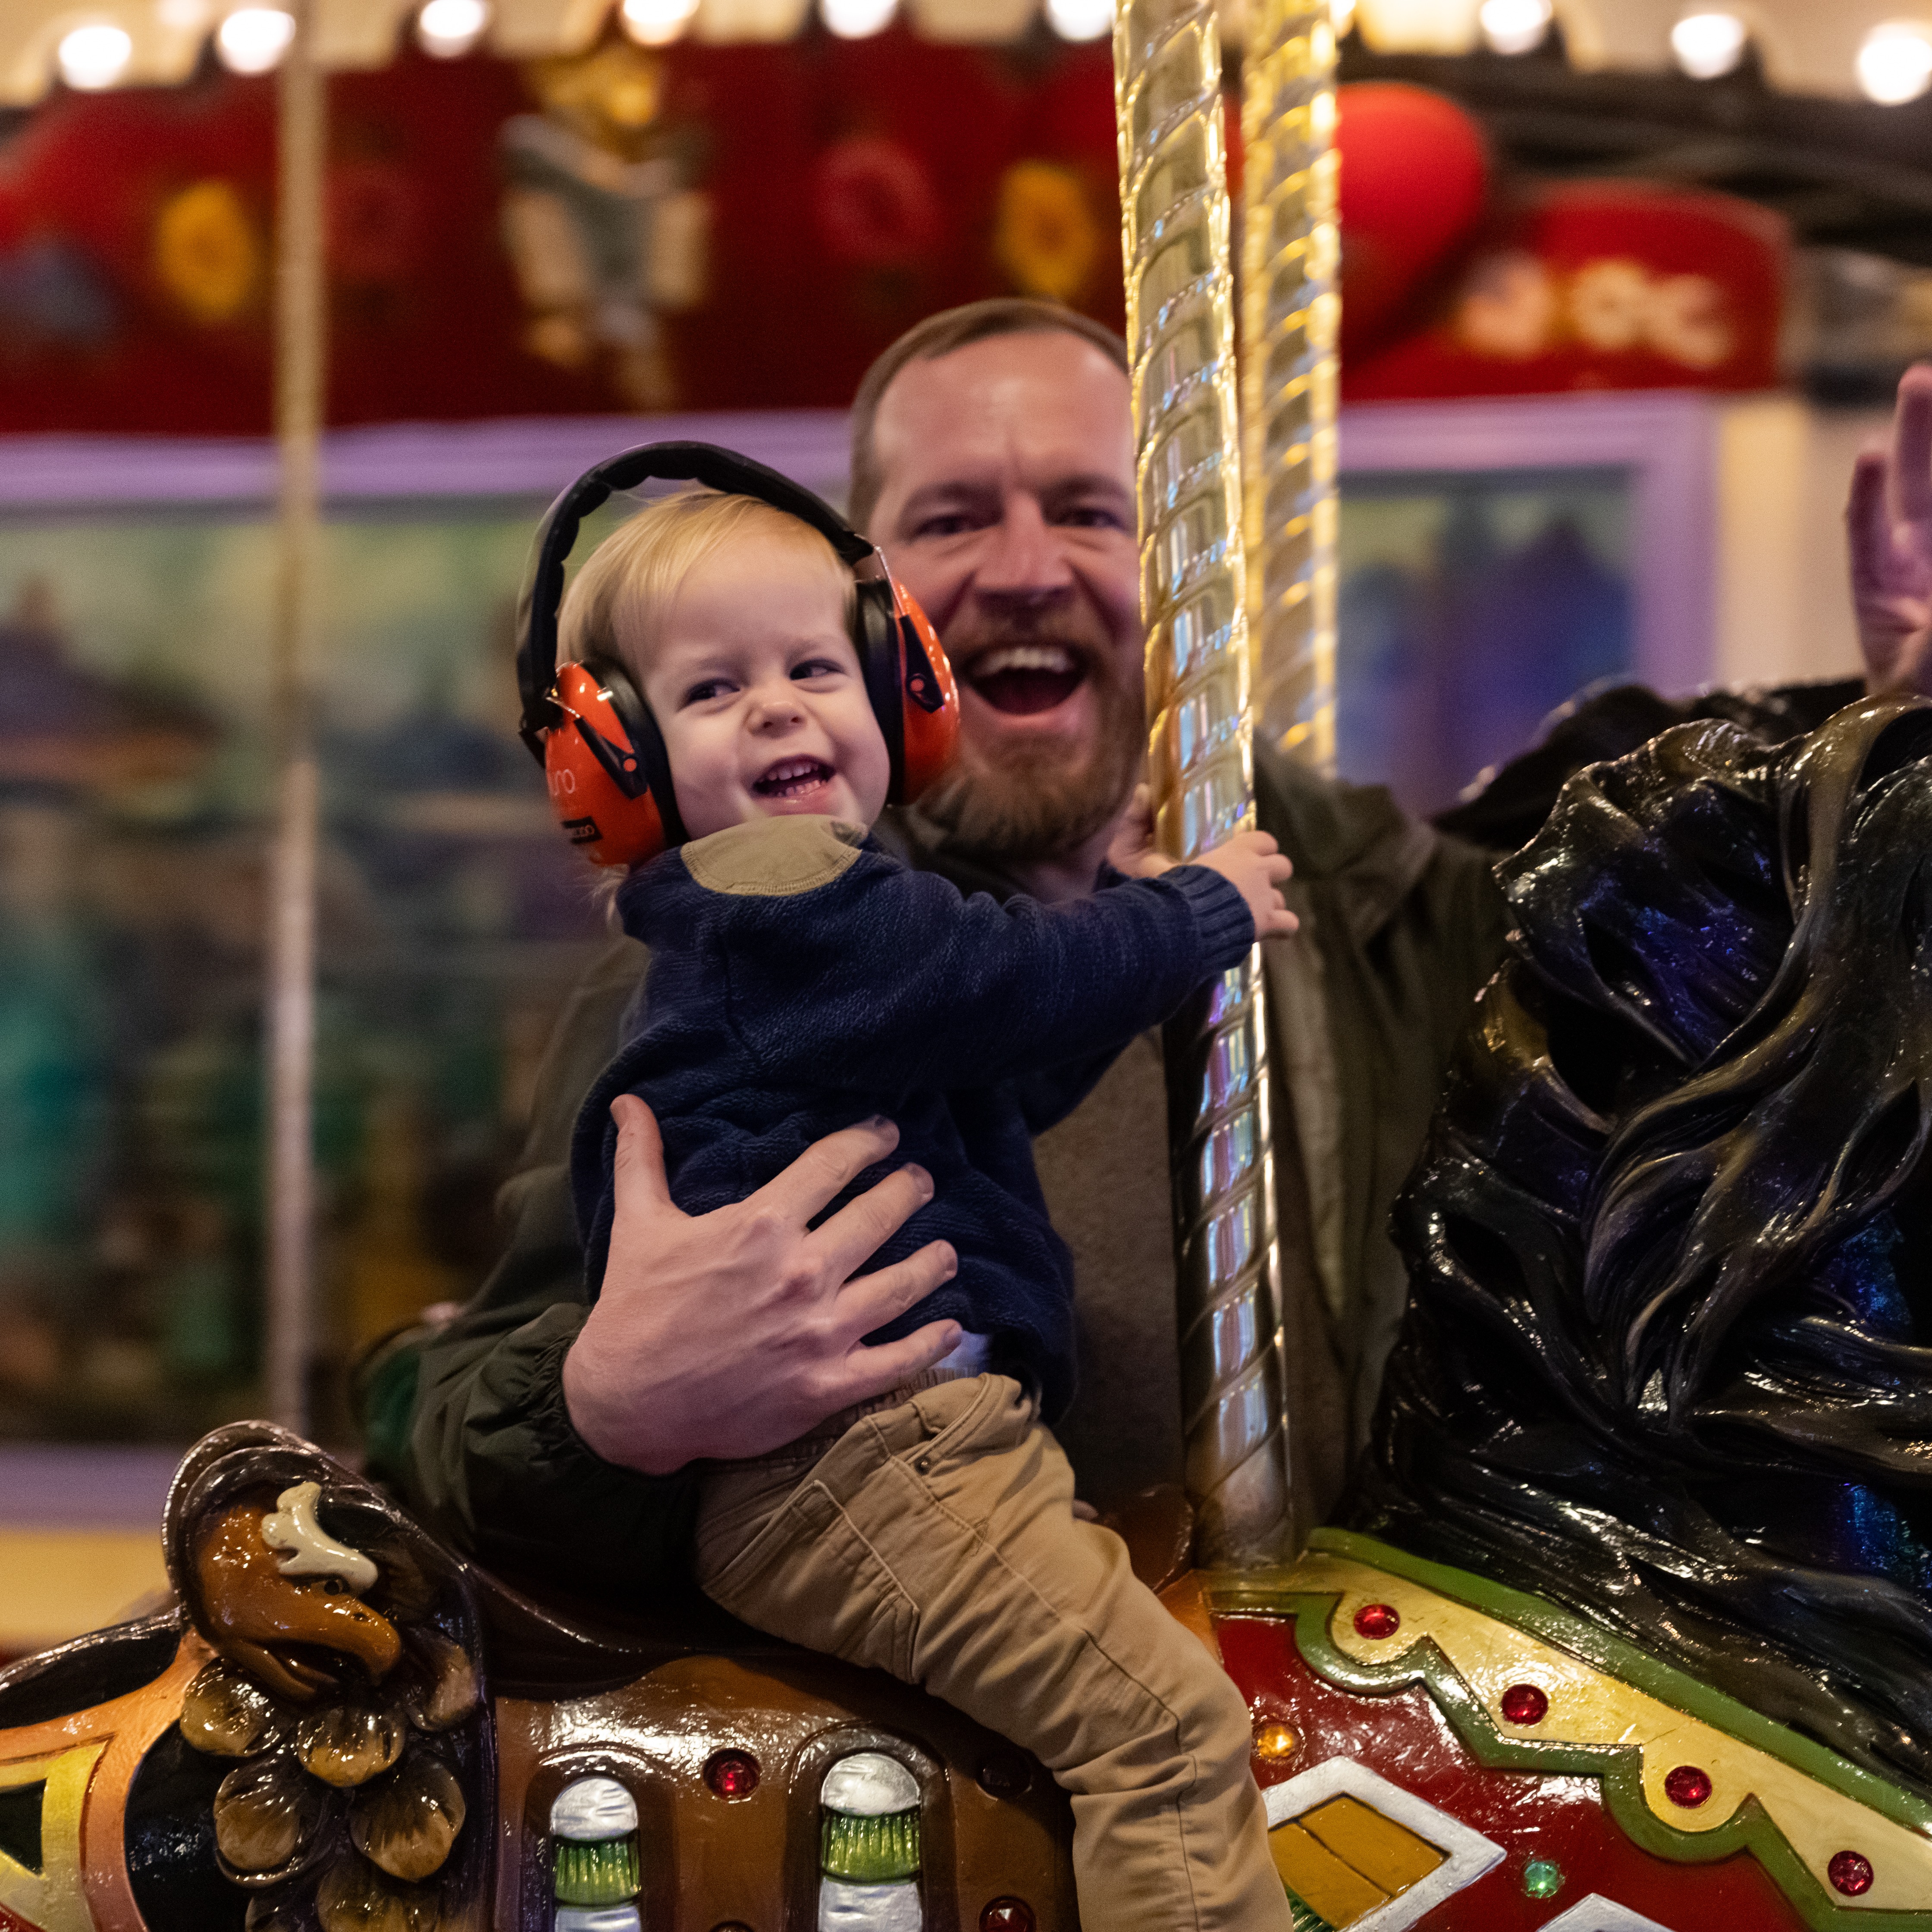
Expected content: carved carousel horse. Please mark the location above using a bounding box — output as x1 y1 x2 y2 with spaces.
7 694 1932 1931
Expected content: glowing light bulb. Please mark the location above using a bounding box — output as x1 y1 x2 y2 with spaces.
1477 0 1549 52
417 0 489 54
821 0 896 37
1333 0 1356 31
56 22 133 88
1857 21 1932 104
1046 0 1111 38
620 0 699 41
216 6 296 71
1669 10 1747 79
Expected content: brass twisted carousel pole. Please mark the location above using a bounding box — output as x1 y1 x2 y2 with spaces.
1113 0 1293 1564
1241 0 1339 765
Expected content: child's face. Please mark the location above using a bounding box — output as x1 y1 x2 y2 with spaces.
636 540 892 842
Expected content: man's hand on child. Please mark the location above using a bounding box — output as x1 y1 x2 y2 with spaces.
1195 830 1298 939
564 1096 962 1475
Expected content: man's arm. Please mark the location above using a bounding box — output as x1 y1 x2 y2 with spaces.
366 936 687 1595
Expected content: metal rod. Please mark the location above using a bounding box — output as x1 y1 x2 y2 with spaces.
1113 0 1294 1566
1242 0 1339 767
264 0 326 1436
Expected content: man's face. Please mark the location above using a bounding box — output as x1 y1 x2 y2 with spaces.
866 331 1142 864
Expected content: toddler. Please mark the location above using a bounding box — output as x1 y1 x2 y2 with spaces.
563 485 1297 1930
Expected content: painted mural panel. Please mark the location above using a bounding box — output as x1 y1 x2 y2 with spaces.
0 503 605 1441
1335 468 1635 816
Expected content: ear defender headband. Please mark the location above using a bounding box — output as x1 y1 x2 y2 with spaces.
516 440 960 869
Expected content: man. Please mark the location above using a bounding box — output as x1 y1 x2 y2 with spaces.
368 307 1931 1600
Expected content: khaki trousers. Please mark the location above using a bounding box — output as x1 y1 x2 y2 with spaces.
693 1374 1293 1931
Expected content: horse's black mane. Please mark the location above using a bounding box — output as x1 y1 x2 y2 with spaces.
1350 695 1932 1797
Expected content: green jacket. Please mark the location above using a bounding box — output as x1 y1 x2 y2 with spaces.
364 681 1858 1598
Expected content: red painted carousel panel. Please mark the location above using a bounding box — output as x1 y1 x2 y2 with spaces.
1217 1615 1809 1931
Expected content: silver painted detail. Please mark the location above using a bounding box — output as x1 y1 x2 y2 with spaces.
554 1910 643 1932
549 1776 639 1841
821 1751 921 1816
818 1877 925 1932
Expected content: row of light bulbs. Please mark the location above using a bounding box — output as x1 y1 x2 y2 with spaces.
1425 0 1932 104
52 0 1112 91
52 0 1932 101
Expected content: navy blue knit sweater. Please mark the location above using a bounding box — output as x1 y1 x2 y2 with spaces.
568 814 1255 1423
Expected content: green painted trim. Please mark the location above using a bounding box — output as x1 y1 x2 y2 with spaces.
1206 1541 1932 1932
820 1808 920 1882
553 1835 642 1906
1307 1530 1932 1835
1284 1887 1338 1932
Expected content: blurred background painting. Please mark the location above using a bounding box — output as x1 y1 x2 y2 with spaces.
0 502 602 1444
1336 466 1631 814
0 33 1122 430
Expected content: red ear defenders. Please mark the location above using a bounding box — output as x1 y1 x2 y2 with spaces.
516 440 960 869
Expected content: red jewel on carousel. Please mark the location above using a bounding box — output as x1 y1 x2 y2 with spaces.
703 1749 759 1798
1500 1683 1548 1726
1353 1602 1401 1640
1829 1850 1875 1896
981 1900 1036 1931
1663 1764 1712 1808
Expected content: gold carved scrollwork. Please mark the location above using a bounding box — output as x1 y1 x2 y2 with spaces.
0 1631 204 1932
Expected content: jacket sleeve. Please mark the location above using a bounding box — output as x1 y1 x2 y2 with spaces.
360 936 702 1600
1431 677 1866 854
728 856 1255 1095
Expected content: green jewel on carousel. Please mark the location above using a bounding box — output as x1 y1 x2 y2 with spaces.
551 1775 643 1930
1521 1855 1564 1900
819 1751 923 1928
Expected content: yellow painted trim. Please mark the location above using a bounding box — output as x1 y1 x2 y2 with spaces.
0 1744 106 1932
1269 1817 1391 1924
1289 1550 1932 1914
1298 1793 1446 1896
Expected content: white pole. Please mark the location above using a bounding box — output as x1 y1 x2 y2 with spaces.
263 0 326 1436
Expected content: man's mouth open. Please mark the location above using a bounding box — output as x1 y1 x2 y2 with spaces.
964 644 1086 717
753 757 836 801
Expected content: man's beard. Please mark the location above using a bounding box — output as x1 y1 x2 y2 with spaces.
918 630 1145 866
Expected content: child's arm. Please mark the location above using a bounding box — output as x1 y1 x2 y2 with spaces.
726 834 1289 1094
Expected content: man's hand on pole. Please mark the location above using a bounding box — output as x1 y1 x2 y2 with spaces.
562 1096 962 1475
1850 361 1932 699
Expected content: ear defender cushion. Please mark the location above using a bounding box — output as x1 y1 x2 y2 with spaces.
543 659 683 868
854 580 908 799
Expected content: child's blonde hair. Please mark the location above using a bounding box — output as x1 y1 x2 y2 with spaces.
558 489 856 688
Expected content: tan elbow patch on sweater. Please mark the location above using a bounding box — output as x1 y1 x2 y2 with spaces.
681 815 866 897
